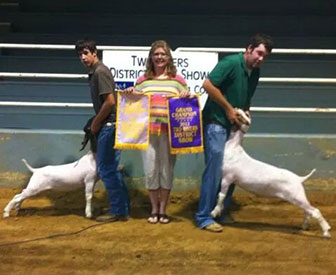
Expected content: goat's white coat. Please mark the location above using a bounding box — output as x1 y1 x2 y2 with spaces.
3 151 98 219
211 109 331 238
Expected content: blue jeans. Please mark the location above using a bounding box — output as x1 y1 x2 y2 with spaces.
195 124 235 228
97 125 130 216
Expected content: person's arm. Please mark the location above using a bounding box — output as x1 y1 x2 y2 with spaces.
179 89 190 98
244 70 259 119
91 93 115 134
202 78 241 125
172 75 190 97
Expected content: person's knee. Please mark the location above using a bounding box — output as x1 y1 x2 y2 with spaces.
161 181 172 190
146 179 159 190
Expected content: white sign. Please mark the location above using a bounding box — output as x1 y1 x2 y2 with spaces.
103 50 218 108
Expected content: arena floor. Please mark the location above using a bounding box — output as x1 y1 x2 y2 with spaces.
0 187 335 275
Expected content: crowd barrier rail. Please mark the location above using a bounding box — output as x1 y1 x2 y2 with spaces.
1 43 336 113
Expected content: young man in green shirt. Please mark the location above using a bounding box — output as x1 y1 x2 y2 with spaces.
195 34 274 232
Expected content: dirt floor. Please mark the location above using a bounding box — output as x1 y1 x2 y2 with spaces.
0 186 335 275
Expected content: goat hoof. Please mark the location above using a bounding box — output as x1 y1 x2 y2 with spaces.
210 209 219 218
323 231 331 239
3 213 9 218
301 224 310 231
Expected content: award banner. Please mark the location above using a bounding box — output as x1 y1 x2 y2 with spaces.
115 92 150 150
168 96 204 154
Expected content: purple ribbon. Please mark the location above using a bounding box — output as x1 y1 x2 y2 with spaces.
168 97 203 153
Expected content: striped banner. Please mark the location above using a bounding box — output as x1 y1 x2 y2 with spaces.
114 92 150 150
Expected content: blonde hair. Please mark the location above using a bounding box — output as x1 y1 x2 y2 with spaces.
145 40 177 79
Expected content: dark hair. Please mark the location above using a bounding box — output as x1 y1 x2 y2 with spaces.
75 39 97 54
145 40 176 79
248 33 274 53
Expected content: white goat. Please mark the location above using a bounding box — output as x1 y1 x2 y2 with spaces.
211 109 331 238
3 151 98 219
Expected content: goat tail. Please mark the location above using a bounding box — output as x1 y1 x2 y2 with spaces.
21 158 35 173
301 168 316 184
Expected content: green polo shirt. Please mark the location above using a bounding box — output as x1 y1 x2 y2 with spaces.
202 53 260 129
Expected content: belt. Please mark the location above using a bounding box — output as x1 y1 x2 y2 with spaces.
209 120 222 125
103 122 115 127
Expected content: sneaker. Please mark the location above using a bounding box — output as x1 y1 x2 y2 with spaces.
96 214 128 223
218 214 235 225
204 222 223 233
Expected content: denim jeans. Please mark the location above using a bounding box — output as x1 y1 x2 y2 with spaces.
195 123 235 228
97 125 130 216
